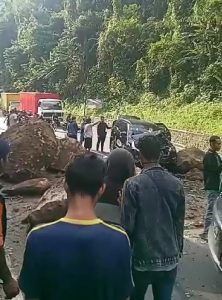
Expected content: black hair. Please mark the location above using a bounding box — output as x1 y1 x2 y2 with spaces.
137 134 161 161
65 154 106 197
209 135 221 143
99 149 135 206
106 149 135 185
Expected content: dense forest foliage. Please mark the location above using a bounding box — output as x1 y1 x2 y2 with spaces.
0 0 221 107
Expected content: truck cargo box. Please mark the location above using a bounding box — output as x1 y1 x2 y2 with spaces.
20 92 60 114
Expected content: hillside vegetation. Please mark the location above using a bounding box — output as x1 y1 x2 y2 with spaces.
0 0 221 133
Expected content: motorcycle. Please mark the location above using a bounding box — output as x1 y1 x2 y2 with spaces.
51 116 61 130
62 121 68 131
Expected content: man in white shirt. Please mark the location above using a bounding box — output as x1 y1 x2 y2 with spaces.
84 118 99 151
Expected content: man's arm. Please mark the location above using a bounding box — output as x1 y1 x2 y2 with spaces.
0 247 12 282
0 199 12 282
175 185 185 255
118 235 134 300
121 180 138 244
0 200 19 299
91 121 100 127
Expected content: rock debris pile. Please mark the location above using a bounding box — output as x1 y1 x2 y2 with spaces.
0 120 84 182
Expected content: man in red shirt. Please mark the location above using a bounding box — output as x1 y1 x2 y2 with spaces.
0 194 19 298
0 140 19 298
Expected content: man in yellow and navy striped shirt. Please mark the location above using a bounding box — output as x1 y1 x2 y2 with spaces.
19 154 133 300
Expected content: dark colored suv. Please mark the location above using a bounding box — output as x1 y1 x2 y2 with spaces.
110 117 177 171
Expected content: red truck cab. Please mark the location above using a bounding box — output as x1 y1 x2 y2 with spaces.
20 92 64 121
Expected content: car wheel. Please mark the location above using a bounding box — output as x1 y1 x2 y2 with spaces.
116 139 122 148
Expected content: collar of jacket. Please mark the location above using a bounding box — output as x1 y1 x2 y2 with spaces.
141 164 164 173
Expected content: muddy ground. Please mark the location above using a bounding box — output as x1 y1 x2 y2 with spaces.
0 178 207 299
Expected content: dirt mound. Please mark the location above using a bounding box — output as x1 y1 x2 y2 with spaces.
1 120 58 182
177 147 205 174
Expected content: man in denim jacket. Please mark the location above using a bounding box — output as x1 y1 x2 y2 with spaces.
121 134 185 300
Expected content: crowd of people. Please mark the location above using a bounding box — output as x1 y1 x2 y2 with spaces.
0 114 221 299
66 115 110 153
4 109 40 127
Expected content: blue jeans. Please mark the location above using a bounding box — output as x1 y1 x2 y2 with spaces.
204 190 220 234
131 268 177 300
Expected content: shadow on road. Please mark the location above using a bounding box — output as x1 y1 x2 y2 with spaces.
176 237 222 300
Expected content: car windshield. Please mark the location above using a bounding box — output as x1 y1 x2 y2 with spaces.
41 101 62 110
10 102 20 108
131 124 158 135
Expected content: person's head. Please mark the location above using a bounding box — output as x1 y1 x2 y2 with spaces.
106 149 135 186
101 116 105 122
137 134 161 165
209 136 221 152
65 154 106 205
71 116 76 122
86 117 91 124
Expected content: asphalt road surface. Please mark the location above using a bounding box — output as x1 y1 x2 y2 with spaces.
0 119 222 300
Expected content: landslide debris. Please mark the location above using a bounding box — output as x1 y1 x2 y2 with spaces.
1 120 58 182
177 147 205 174
2 178 52 196
23 178 67 229
50 138 85 172
0 121 85 182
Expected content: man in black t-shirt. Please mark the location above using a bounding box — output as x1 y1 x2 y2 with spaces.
97 116 110 152
201 135 222 240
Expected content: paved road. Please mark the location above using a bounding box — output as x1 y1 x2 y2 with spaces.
0 119 222 299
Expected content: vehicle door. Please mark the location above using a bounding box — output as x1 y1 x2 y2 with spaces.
117 120 128 147
110 120 118 149
110 120 117 138
155 122 171 141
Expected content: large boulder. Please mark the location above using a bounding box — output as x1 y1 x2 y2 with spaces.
23 178 67 229
1 120 58 182
177 147 205 173
50 138 85 172
185 168 204 181
2 178 52 196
